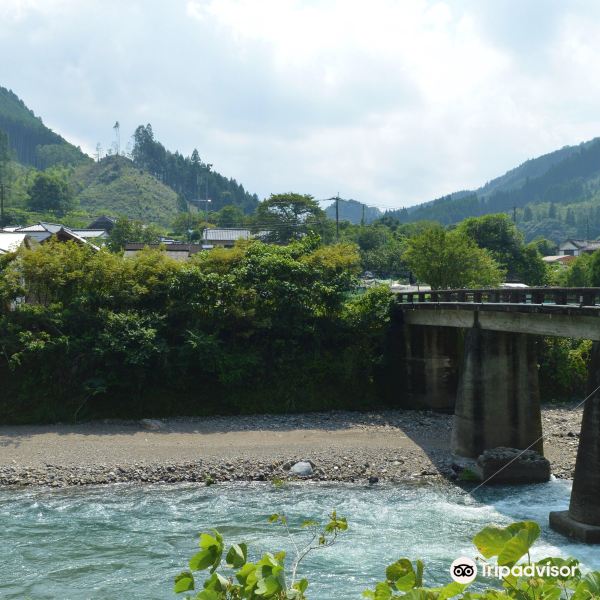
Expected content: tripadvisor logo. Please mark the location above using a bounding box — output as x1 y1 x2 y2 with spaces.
450 557 478 584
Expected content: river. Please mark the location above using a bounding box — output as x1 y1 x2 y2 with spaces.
0 479 598 599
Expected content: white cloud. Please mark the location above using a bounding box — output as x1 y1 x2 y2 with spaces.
1 0 599 209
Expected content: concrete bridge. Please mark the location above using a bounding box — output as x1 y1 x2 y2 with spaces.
395 287 600 543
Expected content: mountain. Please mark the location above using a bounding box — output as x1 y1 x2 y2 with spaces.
325 198 382 224
0 86 89 168
390 137 600 242
0 86 260 227
71 155 181 226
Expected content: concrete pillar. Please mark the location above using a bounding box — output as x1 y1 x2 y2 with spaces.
400 324 462 411
452 326 542 458
550 341 600 543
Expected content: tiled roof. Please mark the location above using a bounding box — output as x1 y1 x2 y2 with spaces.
0 232 29 253
203 228 252 241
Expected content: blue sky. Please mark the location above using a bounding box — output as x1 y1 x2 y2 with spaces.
1 0 600 210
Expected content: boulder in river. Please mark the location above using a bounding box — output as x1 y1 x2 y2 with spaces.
475 447 550 484
290 461 313 476
140 419 163 431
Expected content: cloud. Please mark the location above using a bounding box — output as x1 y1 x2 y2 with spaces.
1 0 599 209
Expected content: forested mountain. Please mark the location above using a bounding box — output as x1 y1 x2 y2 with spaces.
325 198 382 224
0 86 89 168
132 125 258 214
391 137 600 241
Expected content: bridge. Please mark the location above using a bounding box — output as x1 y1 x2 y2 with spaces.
395 287 600 543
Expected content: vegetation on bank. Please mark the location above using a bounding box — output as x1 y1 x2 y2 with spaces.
0 237 394 423
174 516 600 599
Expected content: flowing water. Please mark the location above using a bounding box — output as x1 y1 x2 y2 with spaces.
0 479 598 599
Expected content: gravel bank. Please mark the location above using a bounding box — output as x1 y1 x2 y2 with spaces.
0 404 583 487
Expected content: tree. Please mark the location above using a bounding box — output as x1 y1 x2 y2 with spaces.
217 205 244 228
256 193 327 244
456 213 546 284
26 171 74 215
107 216 162 252
404 224 505 289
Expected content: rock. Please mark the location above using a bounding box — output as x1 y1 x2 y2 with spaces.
475 447 550 484
140 419 163 431
368 476 379 485
290 461 313 476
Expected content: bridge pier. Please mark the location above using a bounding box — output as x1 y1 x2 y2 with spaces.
452 326 543 458
550 341 600 543
399 324 462 411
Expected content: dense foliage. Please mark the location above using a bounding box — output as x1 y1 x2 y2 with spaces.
0 238 393 423
26 170 74 215
175 517 600 600
403 224 505 289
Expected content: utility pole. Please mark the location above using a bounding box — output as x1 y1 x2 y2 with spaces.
0 183 5 227
335 193 340 241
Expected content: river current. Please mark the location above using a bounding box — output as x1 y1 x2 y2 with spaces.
1 479 598 599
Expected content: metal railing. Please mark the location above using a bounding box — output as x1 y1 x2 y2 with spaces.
396 287 600 307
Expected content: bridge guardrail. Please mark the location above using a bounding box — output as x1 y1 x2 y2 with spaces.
396 287 600 307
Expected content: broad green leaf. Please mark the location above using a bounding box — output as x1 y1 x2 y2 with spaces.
256 574 283 596
226 543 248 568
386 559 417 591
497 523 540 566
473 526 513 558
294 578 309 593
189 549 216 572
174 570 195 593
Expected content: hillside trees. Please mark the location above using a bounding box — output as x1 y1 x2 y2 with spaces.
26 170 74 215
404 224 505 289
107 216 163 251
132 124 258 213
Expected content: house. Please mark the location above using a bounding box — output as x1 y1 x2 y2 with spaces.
558 239 600 256
13 222 107 249
123 243 203 261
202 228 252 248
0 232 35 254
87 215 116 232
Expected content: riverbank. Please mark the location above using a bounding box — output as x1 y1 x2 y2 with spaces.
0 404 583 487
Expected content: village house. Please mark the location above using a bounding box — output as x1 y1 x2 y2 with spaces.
0 232 35 254
558 239 600 256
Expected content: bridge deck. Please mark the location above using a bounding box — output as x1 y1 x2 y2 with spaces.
397 288 600 339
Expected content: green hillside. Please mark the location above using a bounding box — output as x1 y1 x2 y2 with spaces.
72 155 181 226
0 86 89 168
325 198 382 224
392 137 600 242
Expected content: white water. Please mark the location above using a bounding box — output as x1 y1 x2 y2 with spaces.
0 479 598 599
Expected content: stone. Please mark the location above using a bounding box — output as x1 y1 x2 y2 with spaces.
140 419 163 431
290 461 313 476
368 476 379 485
549 511 600 544
474 447 550 484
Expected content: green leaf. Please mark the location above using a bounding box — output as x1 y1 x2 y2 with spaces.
386 559 417 591
189 548 216 571
473 521 540 566
294 578 309 593
497 522 540 566
226 543 248 568
174 570 195 593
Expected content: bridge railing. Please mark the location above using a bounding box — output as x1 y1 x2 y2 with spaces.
396 287 600 307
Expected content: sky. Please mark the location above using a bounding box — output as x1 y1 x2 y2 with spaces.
2 0 600 211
